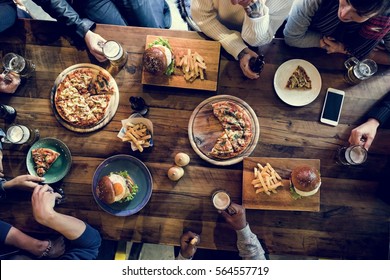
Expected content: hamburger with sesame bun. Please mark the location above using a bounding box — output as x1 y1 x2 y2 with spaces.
290 165 321 197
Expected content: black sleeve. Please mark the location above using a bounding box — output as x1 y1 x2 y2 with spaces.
366 91 390 127
32 0 95 38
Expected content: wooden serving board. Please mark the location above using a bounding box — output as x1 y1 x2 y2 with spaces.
242 157 320 212
188 95 260 166
141 35 220 91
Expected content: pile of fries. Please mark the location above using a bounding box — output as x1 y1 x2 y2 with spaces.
176 49 207 82
251 163 283 195
121 122 152 152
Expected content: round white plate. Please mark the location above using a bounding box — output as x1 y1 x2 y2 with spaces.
273 59 322 106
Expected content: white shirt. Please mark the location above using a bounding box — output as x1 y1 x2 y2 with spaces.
191 0 293 59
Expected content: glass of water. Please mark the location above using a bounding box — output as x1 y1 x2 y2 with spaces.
2 53 36 78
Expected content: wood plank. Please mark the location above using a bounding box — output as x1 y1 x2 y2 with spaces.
141 35 220 91
243 157 320 211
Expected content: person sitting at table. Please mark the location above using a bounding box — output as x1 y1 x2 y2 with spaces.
283 0 390 65
0 73 21 94
0 175 101 259
177 203 266 260
191 0 294 80
349 91 390 150
0 0 17 33
31 0 171 61
0 175 65 259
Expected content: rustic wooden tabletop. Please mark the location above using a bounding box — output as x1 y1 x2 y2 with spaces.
0 19 389 259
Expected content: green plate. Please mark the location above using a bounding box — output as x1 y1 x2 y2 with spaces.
26 138 72 184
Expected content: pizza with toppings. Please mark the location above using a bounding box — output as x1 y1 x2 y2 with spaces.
31 148 60 177
54 68 115 128
285 65 312 90
209 101 253 159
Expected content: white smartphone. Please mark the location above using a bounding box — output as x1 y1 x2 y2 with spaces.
320 88 345 126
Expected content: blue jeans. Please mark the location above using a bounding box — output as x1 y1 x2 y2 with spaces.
0 3 16 33
112 0 171 28
72 0 127 26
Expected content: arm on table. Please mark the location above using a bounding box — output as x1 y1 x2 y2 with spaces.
220 203 266 260
31 184 101 259
283 0 322 48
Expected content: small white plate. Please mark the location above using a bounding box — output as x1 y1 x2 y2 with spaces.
273 59 322 106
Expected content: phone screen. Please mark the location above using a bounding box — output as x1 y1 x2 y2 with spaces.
322 91 344 121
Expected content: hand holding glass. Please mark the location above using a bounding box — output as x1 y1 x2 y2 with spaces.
337 145 367 165
2 53 36 78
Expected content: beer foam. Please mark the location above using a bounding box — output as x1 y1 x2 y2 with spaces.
213 191 230 210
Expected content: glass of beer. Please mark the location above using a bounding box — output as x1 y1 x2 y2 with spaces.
2 53 36 78
3 125 39 145
337 145 368 165
212 190 236 215
344 57 377 85
99 40 128 68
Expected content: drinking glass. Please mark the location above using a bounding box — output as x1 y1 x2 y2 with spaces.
337 145 368 165
99 40 128 68
344 57 377 85
2 125 39 145
212 190 236 215
2 53 36 78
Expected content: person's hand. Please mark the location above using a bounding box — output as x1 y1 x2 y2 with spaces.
219 202 247 231
348 118 380 150
84 30 107 62
239 48 260 79
2 175 46 192
179 231 200 259
0 72 21 94
31 184 62 226
320 36 348 54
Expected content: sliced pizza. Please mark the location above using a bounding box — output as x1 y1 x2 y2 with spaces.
85 94 111 121
54 68 115 128
209 101 253 159
285 65 312 90
32 148 60 177
55 96 98 127
209 133 237 159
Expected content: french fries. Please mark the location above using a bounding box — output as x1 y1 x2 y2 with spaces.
177 49 207 82
251 163 283 195
121 122 152 152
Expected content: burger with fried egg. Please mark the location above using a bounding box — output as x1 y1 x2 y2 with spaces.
143 37 174 76
96 171 138 204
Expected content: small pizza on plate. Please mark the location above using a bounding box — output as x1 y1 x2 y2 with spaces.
31 148 60 177
209 101 253 159
285 65 312 90
54 68 115 128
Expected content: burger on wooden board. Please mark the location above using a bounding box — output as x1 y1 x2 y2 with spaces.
143 37 175 76
290 165 321 197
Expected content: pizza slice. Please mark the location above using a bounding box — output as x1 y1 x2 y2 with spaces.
85 94 111 121
285 65 312 90
55 96 98 127
90 72 114 95
209 133 237 159
32 148 60 177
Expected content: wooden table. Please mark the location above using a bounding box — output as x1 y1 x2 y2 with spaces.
0 19 389 260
